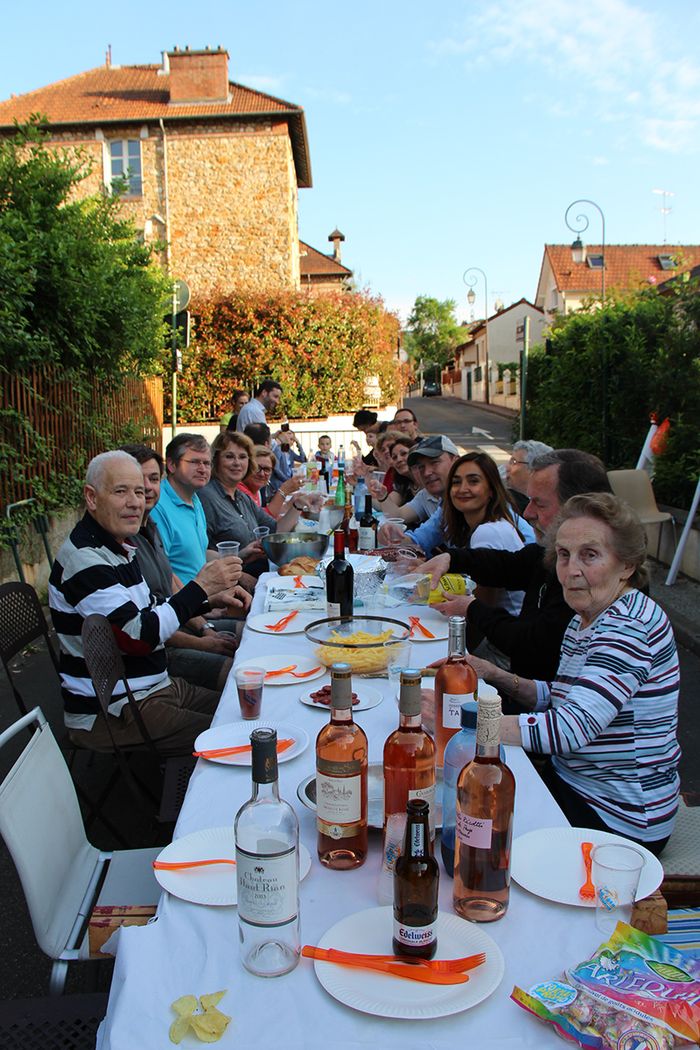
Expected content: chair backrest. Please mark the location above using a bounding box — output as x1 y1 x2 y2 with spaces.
607 469 663 518
0 582 60 716
80 615 157 755
0 708 101 960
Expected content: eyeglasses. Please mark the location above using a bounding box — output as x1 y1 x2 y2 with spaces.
181 458 212 468
255 466 273 475
509 457 529 467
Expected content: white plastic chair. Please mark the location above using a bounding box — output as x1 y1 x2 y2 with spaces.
607 469 678 560
0 707 161 994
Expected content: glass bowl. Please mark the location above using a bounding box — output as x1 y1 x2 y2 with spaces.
304 615 411 675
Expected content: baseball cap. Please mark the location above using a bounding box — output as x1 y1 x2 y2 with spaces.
407 435 459 465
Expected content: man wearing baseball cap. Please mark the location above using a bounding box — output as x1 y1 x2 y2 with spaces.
377 435 459 548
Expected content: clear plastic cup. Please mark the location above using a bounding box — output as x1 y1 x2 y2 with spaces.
234 666 265 720
253 526 271 540
384 517 407 536
385 639 413 696
591 842 644 935
216 541 240 558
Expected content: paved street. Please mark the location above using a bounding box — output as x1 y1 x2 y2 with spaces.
0 396 697 1002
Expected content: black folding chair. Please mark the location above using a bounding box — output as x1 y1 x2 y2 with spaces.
81 615 194 823
0 992 109 1048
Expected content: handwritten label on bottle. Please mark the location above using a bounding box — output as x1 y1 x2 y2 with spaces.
236 844 298 926
456 811 493 849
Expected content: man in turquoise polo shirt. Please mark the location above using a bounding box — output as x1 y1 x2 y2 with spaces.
151 433 212 583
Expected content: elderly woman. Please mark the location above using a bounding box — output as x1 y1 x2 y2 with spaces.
198 432 312 579
239 445 303 519
468 493 680 854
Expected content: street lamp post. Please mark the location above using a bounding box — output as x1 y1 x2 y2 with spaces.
564 198 608 460
463 267 489 405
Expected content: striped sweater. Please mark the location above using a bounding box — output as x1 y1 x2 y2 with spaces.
519 589 680 841
49 513 208 729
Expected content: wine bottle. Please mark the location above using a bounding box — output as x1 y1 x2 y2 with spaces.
235 728 300 976
379 669 436 903
326 530 353 617
433 616 478 765
393 799 439 959
315 662 368 869
453 691 515 922
342 487 358 553
357 494 377 552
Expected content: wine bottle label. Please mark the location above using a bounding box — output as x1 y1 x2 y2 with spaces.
442 692 474 729
393 918 437 949
476 699 502 748
357 527 376 551
408 784 436 838
236 844 298 926
456 811 493 849
316 772 361 827
327 602 341 618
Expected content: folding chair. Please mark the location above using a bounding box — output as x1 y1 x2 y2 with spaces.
0 992 108 1049
607 469 678 560
0 708 160 994
81 615 194 824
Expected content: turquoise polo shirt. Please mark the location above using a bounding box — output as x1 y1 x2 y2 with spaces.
150 478 208 584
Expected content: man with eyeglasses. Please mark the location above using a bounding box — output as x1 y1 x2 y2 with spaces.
505 440 553 513
150 433 214 583
391 408 421 441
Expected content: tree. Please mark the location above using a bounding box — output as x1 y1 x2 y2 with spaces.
403 296 462 376
0 116 170 376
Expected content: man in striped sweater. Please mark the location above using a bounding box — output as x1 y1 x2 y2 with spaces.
49 450 244 754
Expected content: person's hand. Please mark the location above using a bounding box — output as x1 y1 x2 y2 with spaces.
352 456 370 478
213 584 253 613
195 555 243 595
434 594 475 618
378 521 409 546
366 478 386 500
420 553 451 588
421 688 435 736
240 541 264 563
280 476 303 497
199 629 239 656
301 492 325 514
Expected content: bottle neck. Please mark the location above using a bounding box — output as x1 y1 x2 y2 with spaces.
330 705 353 724
398 711 422 730
447 621 467 660
404 815 431 858
333 531 346 557
251 779 281 801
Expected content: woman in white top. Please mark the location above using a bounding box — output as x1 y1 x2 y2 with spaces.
441 452 532 624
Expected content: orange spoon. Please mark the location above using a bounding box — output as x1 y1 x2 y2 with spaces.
579 841 595 901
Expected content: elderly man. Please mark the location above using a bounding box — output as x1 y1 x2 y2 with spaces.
236 379 282 433
49 450 243 754
377 436 459 543
391 407 421 441
505 439 553 513
421 449 612 690
122 444 247 693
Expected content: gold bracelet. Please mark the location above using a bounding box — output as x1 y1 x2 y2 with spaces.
512 674 520 696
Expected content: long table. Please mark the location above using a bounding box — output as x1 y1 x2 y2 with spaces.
97 575 605 1049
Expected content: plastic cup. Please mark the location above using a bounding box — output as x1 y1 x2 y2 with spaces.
385 639 413 696
253 526 271 540
234 666 265 720
591 842 644 935
216 541 240 558
384 517 407 536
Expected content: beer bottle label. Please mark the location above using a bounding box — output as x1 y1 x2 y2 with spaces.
393 918 436 950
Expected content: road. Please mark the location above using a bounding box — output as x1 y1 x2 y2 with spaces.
403 395 516 456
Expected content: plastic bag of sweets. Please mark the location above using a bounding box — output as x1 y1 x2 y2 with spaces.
511 922 700 1048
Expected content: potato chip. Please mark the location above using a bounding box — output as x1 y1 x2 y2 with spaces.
169 990 230 1044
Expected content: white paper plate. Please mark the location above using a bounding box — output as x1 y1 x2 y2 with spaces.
194 721 309 766
235 655 325 686
402 609 449 643
154 826 312 906
313 906 503 1019
511 826 664 907
299 683 383 712
246 611 316 636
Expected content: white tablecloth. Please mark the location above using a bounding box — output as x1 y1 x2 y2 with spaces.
98 576 604 1049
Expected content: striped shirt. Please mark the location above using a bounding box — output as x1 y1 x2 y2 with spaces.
49 513 208 730
519 589 680 842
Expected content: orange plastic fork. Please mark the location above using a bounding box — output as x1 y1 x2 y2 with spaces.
302 945 484 974
409 616 435 639
289 666 322 678
579 841 595 901
302 947 469 985
264 665 297 678
153 857 236 871
293 576 307 588
193 738 294 759
264 611 299 631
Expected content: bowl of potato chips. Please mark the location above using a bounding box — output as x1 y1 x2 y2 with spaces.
304 615 411 675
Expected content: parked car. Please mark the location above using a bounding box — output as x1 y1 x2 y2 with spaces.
422 381 441 397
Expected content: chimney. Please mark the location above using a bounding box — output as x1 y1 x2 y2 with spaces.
167 46 229 104
328 228 345 262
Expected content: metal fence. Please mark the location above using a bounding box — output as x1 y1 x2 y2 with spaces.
1 368 163 507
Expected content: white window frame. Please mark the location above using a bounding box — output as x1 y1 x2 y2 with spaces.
108 138 143 197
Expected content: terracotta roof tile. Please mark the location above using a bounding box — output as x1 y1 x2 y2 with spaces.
0 63 312 186
545 244 700 293
299 240 352 278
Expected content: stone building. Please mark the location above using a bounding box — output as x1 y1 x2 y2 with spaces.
299 228 353 296
0 47 314 299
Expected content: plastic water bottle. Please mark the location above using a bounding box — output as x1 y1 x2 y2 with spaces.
337 444 345 472
353 476 367 517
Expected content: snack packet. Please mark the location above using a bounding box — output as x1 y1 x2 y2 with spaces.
511 922 700 1048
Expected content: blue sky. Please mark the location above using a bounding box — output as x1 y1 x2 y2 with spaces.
2 0 699 323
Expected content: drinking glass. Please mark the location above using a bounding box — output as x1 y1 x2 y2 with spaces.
385 639 413 697
234 667 265 720
253 526 271 540
216 541 240 557
591 843 644 935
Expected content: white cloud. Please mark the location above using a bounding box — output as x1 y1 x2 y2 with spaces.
432 0 700 154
